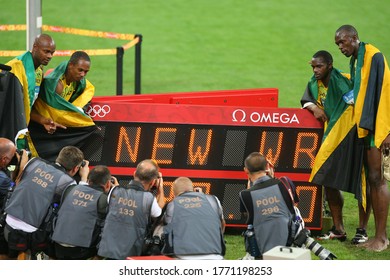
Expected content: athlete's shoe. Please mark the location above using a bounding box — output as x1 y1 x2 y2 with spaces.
351 228 368 245
317 226 347 242
238 252 255 260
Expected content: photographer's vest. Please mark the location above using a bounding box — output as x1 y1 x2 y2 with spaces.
163 192 224 256
5 158 74 228
51 184 104 247
98 181 154 260
240 177 294 255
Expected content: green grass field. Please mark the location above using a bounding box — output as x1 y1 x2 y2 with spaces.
1 0 389 260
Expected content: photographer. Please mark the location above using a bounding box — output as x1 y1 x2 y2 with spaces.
239 152 337 260
97 159 165 260
239 152 298 259
3 146 89 259
0 138 29 260
51 166 116 259
161 177 226 260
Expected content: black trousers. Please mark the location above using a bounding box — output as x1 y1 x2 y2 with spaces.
54 242 97 260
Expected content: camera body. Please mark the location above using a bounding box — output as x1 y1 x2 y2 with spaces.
143 235 164 256
9 149 32 166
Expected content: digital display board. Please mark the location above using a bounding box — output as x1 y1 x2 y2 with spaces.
86 89 324 229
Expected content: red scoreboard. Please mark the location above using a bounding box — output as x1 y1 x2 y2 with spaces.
86 88 324 229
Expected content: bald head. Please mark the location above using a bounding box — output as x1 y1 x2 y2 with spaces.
34 34 54 46
0 138 17 168
134 159 159 184
173 177 193 196
32 33 56 68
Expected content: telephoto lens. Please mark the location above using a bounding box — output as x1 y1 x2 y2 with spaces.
293 228 337 260
304 236 337 260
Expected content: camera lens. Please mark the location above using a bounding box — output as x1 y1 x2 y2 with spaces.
293 228 337 260
305 237 337 260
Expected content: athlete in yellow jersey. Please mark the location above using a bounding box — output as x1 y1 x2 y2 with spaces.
53 51 94 112
2 34 56 150
301 50 369 246
31 51 95 134
335 25 390 252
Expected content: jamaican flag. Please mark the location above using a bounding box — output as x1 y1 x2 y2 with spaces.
29 61 97 162
0 67 28 143
6 51 42 126
352 42 390 149
2 52 43 149
308 69 366 204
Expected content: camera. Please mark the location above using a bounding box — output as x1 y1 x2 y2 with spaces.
293 228 337 260
144 235 162 246
143 235 163 256
9 149 32 166
242 224 261 258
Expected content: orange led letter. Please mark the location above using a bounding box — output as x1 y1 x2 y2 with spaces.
188 129 212 165
152 127 177 165
115 126 141 163
293 132 319 168
296 186 318 223
259 131 283 166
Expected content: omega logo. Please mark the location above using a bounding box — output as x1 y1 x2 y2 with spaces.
232 109 300 124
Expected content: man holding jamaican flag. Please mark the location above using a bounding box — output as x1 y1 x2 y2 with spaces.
335 25 390 252
29 51 98 162
0 34 56 150
301 50 369 245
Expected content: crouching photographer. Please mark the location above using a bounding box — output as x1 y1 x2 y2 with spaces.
239 152 302 260
160 177 226 260
0 138 30 259
3 146 86 260
239 152 337 260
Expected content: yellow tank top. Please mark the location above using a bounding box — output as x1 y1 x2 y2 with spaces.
59 74 76 101
317 80 327 109
34 67 43 104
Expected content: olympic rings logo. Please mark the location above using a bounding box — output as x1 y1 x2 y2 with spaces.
86 104 111 118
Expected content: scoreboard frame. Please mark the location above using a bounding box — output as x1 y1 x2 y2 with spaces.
86 88 324 229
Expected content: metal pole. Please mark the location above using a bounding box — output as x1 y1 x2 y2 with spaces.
134 34 142 94
116 46 124 95
26 0 42 50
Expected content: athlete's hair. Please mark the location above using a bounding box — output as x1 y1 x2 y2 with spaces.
69 50 91 64
336 24 359 39
313 50 333 65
